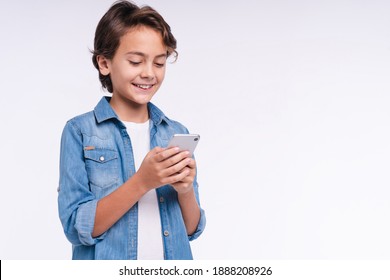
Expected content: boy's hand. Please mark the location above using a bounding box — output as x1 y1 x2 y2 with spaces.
171 158 196 194
135 146 193 192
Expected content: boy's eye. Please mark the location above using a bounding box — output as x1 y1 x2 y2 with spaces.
154 63 165 68
129 61 141 66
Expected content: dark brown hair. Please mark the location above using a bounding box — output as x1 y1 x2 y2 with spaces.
92 1 177 93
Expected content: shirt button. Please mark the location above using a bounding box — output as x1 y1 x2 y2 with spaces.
99 156 105 162
163 230 169 237
159 197 164 203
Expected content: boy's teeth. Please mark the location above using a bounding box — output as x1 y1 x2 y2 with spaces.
135 84 152 89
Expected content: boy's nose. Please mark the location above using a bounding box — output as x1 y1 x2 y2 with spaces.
140 63 154 79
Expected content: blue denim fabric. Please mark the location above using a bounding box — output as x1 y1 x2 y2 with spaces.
58 97 206 260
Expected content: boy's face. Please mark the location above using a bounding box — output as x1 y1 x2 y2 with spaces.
101 26 167 108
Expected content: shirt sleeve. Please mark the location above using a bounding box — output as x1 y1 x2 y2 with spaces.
57 120 105 246
175 126 206 241
188 179 206 241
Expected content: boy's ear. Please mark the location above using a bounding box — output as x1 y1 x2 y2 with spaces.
96 55 111 76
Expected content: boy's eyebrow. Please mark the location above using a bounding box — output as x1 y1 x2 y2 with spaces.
126 51 167 58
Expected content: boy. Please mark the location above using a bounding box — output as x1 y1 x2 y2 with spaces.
58 0 205 260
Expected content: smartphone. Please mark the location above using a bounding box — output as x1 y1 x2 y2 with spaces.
167 134 200 156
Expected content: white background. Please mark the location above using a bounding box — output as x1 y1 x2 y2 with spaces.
0 0 389 260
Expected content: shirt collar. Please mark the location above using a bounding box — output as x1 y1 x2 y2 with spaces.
94 96 118 123
147 102 167 126
93 96 168 126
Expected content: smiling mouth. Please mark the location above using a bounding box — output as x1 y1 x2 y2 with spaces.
132 83 154 90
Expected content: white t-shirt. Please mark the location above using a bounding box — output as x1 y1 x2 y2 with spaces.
123 120 164 260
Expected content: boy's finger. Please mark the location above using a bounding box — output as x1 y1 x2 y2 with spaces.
156 147 183 162
162 151 191 168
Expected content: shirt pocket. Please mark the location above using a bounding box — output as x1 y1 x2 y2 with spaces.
84 148 119 189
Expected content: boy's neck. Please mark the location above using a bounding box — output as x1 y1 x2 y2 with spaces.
109 95 149 123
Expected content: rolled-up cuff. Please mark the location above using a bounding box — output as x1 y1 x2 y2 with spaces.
75 200 106 245
188 207 206 241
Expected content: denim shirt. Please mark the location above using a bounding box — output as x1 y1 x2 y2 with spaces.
58 97 206 260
